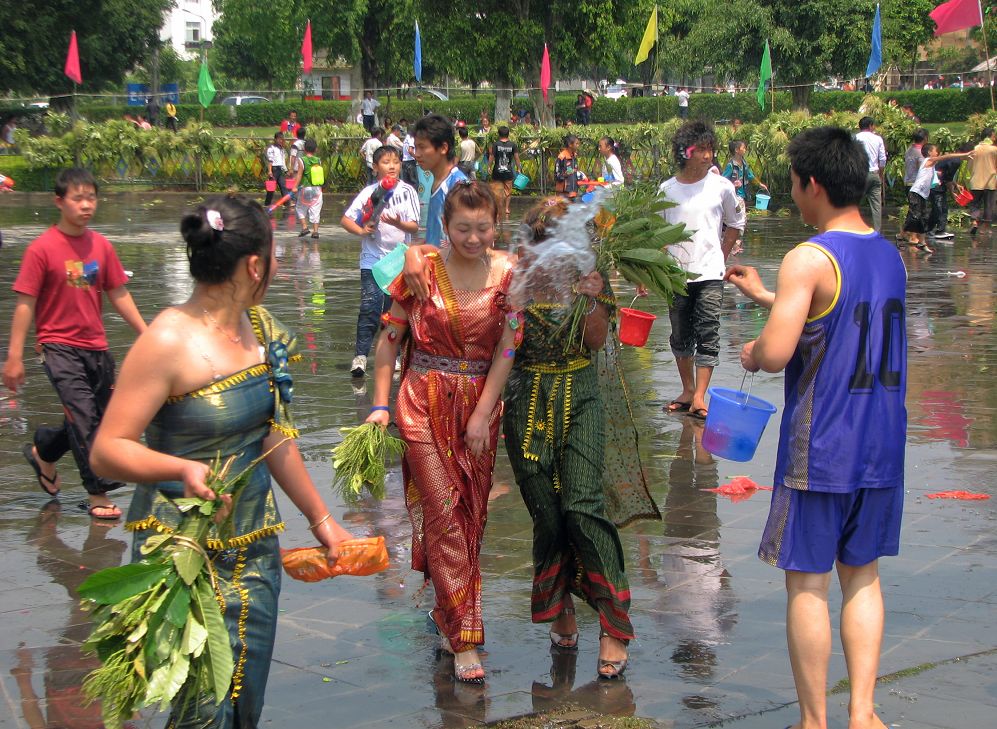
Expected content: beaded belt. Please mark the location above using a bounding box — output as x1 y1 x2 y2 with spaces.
411 350 491 375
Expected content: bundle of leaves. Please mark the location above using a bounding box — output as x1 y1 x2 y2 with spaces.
331 423 406 503
78 453 255 729
561 181 693 350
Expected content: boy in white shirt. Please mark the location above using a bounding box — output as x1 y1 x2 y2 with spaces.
264 133 288 208
341 146 420 376
659 120 745 420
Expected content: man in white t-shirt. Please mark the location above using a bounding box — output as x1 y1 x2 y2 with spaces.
855 116 887 232
659 120 746 420
361 91 381 132
676 88 691 119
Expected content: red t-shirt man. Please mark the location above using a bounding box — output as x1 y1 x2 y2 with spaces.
13 227 129 350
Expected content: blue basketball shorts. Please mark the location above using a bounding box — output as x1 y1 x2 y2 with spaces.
758 483 903 573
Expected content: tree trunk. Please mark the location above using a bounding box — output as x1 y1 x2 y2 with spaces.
495 86 511 123
791 84 810 111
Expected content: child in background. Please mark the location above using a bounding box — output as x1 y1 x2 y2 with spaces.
340 146 420 377
361 127 385 184
2 168 147 520
287 126 307 207
598 136 624 186
555 135 581 200
293 138 325 239
264 133 288 209
457 126 480 178
723 140 768 203
902 144 973 254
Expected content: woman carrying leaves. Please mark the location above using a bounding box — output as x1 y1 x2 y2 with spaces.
368 181 519 684
90 194 351 728
503 197 659 680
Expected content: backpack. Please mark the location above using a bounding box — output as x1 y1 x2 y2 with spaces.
303 155 324 186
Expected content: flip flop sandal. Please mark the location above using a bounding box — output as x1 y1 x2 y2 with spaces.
22 444 60 497
78 501 122 521
549 607 578 651
687 408 708 421
665 400 691 413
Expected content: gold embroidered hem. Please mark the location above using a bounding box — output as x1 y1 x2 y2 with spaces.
125 515 286 551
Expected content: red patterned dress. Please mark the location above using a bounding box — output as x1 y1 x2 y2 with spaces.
390 251 514 652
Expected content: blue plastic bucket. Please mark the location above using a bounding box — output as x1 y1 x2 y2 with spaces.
754 192 771 211
513 173 530 191
702 387 777 462
372 243 408 294
581 191 594 203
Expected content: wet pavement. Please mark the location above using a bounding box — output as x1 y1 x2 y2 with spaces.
0 193 995 729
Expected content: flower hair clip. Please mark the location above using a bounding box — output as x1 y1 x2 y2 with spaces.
206 210 224 232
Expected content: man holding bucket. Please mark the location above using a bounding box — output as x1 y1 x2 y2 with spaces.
725 126 907 729
659 121 745 420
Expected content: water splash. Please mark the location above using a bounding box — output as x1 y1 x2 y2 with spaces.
508 188 613 311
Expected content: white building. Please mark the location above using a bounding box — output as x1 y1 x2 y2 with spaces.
160 0 219 59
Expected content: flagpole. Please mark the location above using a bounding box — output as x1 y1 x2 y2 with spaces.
980 0 996 110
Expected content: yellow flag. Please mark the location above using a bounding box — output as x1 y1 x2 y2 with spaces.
634 6 658 65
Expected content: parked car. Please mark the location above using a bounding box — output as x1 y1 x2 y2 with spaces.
603 85 627 100
220 95 270 106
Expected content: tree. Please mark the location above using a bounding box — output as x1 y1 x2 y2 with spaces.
880 0 937 85
667 0 877 109
0 0 173 95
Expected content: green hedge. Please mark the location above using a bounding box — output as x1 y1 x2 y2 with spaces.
0 155 60 191
807 88 992 122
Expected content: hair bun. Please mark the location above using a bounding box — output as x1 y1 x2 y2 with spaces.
180 209 216 250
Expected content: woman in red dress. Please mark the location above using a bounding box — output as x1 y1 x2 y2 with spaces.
366 182 520 684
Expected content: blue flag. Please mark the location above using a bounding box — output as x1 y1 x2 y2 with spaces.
865 4 883 78
414 21 422 83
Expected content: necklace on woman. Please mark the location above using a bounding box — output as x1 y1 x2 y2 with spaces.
202 307 242 344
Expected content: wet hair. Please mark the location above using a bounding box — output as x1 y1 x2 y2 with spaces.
413 114 456 160
562 134 579 149
520 196 568 244
296 126 306 140
55 167 98 197
671 121 716 169
912 128 928 144
304 138 317 154
372 145 400 164
859 116 876 130
921 143 937 157
787 126 867 208
180 194 273 292
982 127 995 140
497 125 510 137
728 139 747 156
442 180 498 224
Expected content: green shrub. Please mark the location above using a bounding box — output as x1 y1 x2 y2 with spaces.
0 155 59 191
807 88 991 122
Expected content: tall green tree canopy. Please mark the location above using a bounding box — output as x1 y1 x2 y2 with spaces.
0 0 172 94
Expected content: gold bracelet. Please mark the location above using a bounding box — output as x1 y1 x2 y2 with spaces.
308 513 332 531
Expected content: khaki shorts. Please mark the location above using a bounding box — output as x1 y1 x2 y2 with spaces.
489 179 513 208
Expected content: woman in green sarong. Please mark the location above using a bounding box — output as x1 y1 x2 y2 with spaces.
504 197 659 680
91 194 352 728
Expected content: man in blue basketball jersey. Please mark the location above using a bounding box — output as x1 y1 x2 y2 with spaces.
725 126 906 729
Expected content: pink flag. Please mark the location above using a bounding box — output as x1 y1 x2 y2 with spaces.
301 20 313 75
930 0 983 36
540 44 551 103
64 30 82 85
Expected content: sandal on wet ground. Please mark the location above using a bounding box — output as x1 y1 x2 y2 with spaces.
427 610 455 654
687 407 708 421
549 606 578 651
453 650 485 684
78 501 122 521
22 444 60 497
665 400 691 413
597 632 629 680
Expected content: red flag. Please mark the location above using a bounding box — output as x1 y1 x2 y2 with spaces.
540 44 551 103
930 0 983 36
64 30 82 85
301 20 313 75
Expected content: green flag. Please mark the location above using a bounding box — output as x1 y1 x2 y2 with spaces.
197 61 216 109
757 40 772 110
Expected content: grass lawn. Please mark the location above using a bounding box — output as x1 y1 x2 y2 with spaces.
923 121 968 136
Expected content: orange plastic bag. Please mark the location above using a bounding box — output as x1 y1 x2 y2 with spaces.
281 537 390 582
